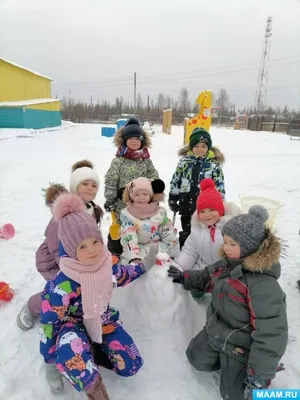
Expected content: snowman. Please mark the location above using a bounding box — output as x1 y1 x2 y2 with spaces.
117 252 205 399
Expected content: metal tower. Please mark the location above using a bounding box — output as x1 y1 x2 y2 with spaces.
254 16 273 113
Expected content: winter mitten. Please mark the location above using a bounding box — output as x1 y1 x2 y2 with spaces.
142 245 159 270
244 367 269 400
104 201 114 212
168 199 179 213
45 363 64 395
91 342 113 370
168 265 184 284
191 290 205 300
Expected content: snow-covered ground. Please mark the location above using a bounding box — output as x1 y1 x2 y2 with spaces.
0 123 299 399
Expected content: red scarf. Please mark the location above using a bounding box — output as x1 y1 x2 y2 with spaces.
116 146 150 160
209 225 216 242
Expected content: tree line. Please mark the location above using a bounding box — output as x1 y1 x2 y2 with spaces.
61 87 300 123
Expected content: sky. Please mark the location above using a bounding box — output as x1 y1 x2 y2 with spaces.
0 0 299 110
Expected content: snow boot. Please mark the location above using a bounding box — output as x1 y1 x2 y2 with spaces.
17 303 37 331
45 363 64 395
86 377 110 400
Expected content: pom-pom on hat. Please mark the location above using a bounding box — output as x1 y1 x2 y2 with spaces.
122 118 145 145
222 205 269 257
123 178 165 203
189 127 212 150
44 183 68 207
70 160 100 194
196 178 225 216
52 193 102 259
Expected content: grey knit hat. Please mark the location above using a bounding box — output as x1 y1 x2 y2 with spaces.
222 205 269 257
52 193 102 259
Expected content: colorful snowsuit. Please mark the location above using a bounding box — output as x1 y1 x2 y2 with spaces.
183 230 288 400
169 146 225 247
120 205 180 263
40 257 144 392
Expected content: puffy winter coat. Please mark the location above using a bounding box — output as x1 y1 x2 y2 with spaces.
40 255 145 363
35 218 60 280
104 129 159 224
183 229 288 379
169 146 225 216
120 206 180 262
174 203 241 271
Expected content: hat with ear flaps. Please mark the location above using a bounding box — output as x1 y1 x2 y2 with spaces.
123 178 165 203
122 118 145 145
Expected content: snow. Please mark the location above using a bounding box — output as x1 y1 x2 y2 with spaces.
0 57 52 80
0 98 60 107
0 123 299 399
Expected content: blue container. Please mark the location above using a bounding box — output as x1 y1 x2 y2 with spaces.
101 126 116 137
117 119 127 130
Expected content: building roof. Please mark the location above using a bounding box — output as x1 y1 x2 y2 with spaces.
0 98 60 107
0 57 52 80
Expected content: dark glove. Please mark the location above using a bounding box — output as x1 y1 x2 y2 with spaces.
244 368 269 400
104 201 114 212
90 342 113 369
168 199 179 213
167 265 184 284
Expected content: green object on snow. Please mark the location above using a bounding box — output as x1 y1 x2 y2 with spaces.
191 290 205 300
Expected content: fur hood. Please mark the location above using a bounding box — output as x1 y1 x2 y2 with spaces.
43 183 68 207
219 229 282 274
178 145 225 165
191 202 241 228
113 127 152 149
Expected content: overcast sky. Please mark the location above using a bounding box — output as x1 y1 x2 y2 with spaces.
1 0 299 110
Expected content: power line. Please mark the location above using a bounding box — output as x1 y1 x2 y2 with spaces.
53 59 300 92
52 54 300 89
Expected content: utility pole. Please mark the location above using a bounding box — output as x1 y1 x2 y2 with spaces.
133 72 137 115
254 16 273 113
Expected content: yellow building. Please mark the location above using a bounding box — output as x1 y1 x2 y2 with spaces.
0 58 61 129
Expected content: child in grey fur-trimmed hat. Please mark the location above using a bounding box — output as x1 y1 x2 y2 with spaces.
167 205 288 400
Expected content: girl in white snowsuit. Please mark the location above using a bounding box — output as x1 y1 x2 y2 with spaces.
120 177 180 263
172 178 240 299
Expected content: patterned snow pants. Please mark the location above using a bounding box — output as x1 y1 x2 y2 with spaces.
54 321 143 392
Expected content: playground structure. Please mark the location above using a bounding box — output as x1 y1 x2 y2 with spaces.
184 90 212 145
162 109 172 134
234 114 248 130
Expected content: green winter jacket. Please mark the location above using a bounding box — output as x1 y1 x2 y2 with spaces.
104 128 159 223
183 229 288 380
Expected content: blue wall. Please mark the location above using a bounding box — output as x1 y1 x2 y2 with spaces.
24 109 61 129
0 107 24 128
0 107 61 129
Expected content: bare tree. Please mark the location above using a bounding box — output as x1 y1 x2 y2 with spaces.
136 93 143 111
157 93 165 110
215 88 231 115
179 87 189 114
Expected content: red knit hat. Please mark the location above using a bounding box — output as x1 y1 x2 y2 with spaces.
196 179 225 216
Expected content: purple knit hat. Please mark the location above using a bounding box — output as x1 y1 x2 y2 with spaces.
52 193 102 259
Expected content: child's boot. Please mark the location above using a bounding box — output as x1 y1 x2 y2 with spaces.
86 377 110 400
17 303 37 331
45 363 64 394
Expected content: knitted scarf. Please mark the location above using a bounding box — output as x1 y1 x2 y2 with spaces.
127 201 160 219
116 146 150 160
59 246 112 344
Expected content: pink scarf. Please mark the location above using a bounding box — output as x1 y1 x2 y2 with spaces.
59 246 113 344
127 201 159 219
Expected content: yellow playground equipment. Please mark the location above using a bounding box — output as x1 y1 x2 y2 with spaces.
162 109 172 134
184 90 212 145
